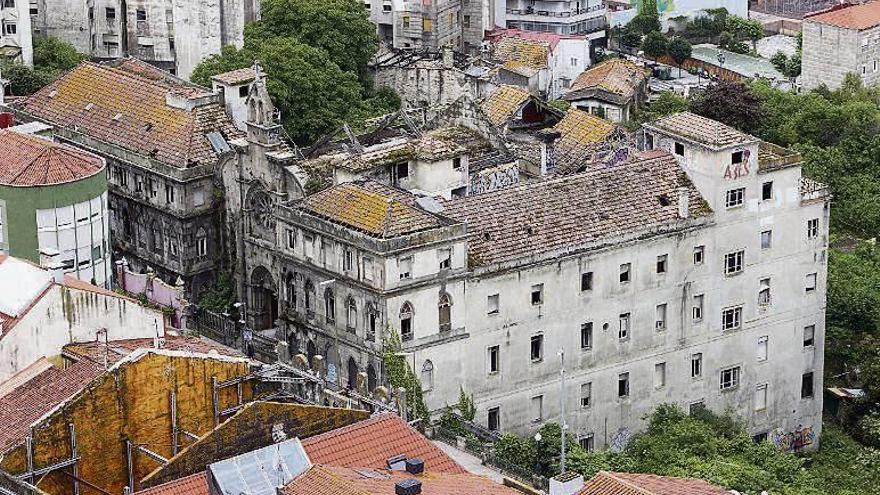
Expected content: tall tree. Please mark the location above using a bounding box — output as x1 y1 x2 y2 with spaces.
641 31 668 59
33 36 86 74
667 37 692 77
689 80 763 133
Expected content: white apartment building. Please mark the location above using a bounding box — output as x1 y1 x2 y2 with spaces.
1 0 32 66
236 105 828 452
30 0 259 79
502 0 606 36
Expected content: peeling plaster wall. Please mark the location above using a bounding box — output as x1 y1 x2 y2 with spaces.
0 353 252 495
141 402 367 487
0 287 164 381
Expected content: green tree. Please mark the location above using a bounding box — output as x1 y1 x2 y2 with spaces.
641 31 668 59
457 386 476 421
382 330 429 425
198 272 236 313
771 51 789 73
254 0 378 79
667 37 692 77
689 80 763 133
33 36 86 75
190 45 255 87
0 62 54 96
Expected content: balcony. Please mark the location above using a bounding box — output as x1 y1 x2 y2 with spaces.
506 4 604 21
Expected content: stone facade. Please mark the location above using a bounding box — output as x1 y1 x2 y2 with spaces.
30 0 258 78
802 19 880 90
365 0 485 52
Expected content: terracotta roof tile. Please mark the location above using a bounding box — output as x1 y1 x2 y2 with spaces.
0 360 103 454
301 181 447 239
565 58 648 102
0 130 104 186
492 36 550 70
442 151 711 265
211 67 257 86
579 471 731 495
63 335 243 366
284 466 518 495
481 85 531 127
645 112 755 149
15 61 242 169
135 472 209 495
805 1 880 30
301 413 466 474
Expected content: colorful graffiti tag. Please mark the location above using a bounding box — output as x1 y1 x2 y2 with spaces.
770 425 815 452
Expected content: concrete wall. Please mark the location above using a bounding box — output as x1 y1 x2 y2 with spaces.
0 351 253 495
802 21 880 90
141 402 367 487
0 285 165 380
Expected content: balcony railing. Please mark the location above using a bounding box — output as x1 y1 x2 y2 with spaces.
506 5 604 17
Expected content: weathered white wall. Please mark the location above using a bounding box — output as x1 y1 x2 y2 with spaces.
0 286 164 380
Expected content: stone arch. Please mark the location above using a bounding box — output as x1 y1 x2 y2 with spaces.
421 360 434 391
438 292 452 332
400 301 414 342
250 265 277 330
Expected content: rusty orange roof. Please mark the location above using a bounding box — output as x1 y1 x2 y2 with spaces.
135 472 209 495
63 335 243 366
579 471 731 495
301 181 447 239
283 465 518 495
301 413 466 474
806 1 880 30
0 130 104 186
492 36 550 70
15 61 242 169
565 58 648 102
481 85 531 127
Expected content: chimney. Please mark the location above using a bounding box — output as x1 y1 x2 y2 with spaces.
549 472 585 495
405 458 424 475
677 187 690 219
395 479 422 495
387 454 407 471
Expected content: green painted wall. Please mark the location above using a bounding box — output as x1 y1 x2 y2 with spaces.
0 171 107 263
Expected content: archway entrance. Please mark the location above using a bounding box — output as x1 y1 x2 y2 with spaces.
250 266 278 331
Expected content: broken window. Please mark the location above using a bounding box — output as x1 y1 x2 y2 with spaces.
804 325 815 347
655 303 667 331
693 245 705 265
762 181 773 200
805 272 817 293
755 383 768 411
722 306 742 331
400 302 413 341
761 230 772 249
581 322 593 349
724 250 744 275
398 256 412 279
531 395 543 422
581 382 592 408
438 248 451 270
674 142 685 156
488 345 499 373
758 278 771 306
618 372 630 398
802 372 814 398
619 313 630 340
487 407 500 431
725 187 745 208
452 157 461 170
531 284 543 305
720 366 740 390
693 294 704 321
619 263 631 283
438 293 451 332
656 254 667 274
654 362 666 388
487 294 499 315
757 335 768 361
530 334 543 362
732 151 744 164
691 353 702 378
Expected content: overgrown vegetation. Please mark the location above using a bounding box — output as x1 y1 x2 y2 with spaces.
381 330 429 425
191 0 400 145
198 272 236 313
2 36 86 95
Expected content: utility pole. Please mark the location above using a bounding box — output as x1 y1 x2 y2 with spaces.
559 348 566 474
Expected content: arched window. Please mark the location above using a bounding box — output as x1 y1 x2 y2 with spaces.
287 330 300 357
421 360 434 391
285 272 296 307
324 288 336 323
151 221 162 254
347 298 357 332
347 357 358 389
365 304 378 342
400 302 414 342
195 228 208 257
438 293 452 332
304 280 315 314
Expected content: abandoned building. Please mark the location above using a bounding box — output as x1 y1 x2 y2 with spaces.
0 129 111 286
0 253 165 380
0 0 32 67
11 59 247 299
801 2 880 90
30 0 259 78
364 0 487 53
562 58 649 123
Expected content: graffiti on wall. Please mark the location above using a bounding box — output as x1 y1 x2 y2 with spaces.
610 427 632 452
470 162 519 195
770 425 815 452
723 148 751 180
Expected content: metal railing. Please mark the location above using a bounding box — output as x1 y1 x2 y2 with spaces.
506 5 604 17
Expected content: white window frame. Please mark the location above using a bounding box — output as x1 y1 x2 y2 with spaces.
720 366 741 391
691 353 703 379
755 383 768 411
693 294 704 322
725 187 745 208
724 250 744 275
722 306 743 331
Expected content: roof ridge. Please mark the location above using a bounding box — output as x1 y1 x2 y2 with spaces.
301 413 395 446
603 472 658 495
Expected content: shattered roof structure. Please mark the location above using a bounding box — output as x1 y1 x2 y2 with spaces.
282 465 520 495
15 59 243 169
644 111 757 150
493 36 551 71
563 58 648 105
299 181 455 239
550 108 618 170
442 151 711 266
0 130 105 186
578 471 731 495
480 85 531 127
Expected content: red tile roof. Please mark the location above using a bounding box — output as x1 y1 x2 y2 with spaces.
135 472 209 495
0 360 102 454
579 472 731 495
212 67 257 86
805 1 880 30
0 130 105 186
283 466 518 495
15 60 242 169
301 413 466 474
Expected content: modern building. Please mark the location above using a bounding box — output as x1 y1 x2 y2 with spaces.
0 129 111 285
502 0 607 36
0 0 33 66
11 58 248 300
801 1 880 90
29 0 259 78
562 57 648 123
239 109 828 452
